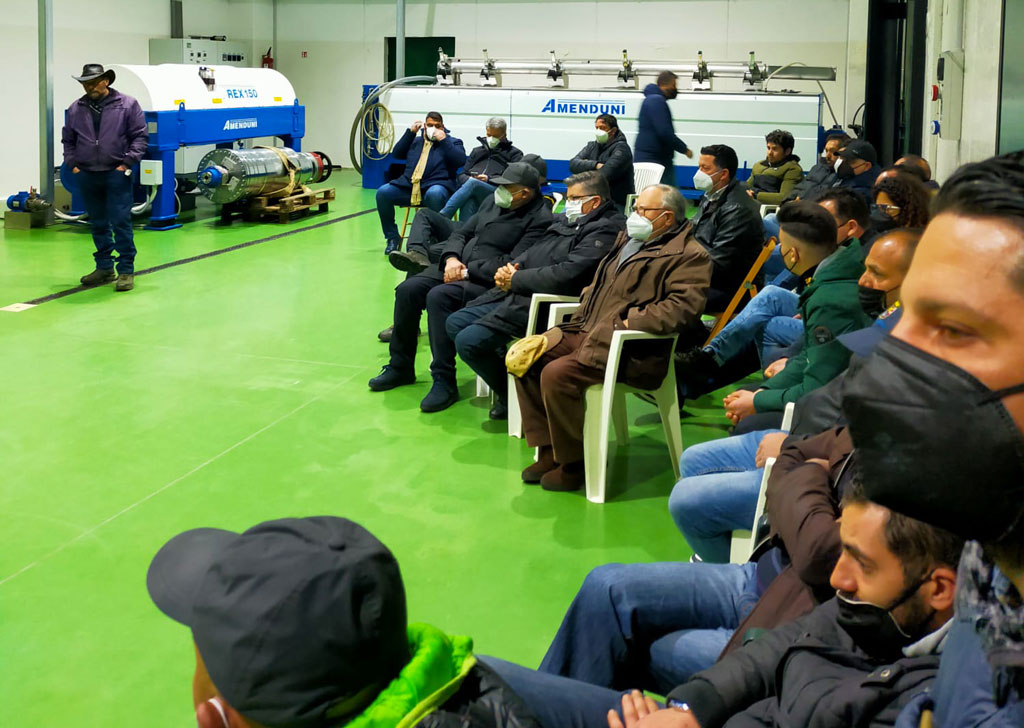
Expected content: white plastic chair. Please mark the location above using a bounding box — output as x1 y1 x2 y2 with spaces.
759 204 779 219
507 293 581 438
729 401 796 562
582 329 682 504
625 163 665 212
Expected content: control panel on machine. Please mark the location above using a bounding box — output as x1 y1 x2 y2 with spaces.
149 38 248 67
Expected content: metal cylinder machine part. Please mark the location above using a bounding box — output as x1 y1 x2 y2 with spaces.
196 147 332 204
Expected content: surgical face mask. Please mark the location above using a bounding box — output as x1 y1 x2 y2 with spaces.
857 284 891 319
595 129 610 144
841 335 1024 541
486 135 500 149
835 158 856 179
693 169 722 193
424 125 439 141
626 210 666 241
836 577 933 660
494 185 515 209
782 247 800 275
564 196 594 224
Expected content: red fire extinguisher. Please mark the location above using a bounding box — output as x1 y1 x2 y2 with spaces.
261 47 274 69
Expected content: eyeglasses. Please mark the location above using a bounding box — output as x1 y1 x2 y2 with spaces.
635 205 668 215
876 203 901 214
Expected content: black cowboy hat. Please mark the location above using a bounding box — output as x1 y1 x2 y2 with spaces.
72 63 115 84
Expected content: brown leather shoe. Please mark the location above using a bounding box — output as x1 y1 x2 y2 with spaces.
521 445 556 484
541 460 585 492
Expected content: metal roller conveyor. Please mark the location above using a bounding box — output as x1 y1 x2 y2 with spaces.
196 147 332 204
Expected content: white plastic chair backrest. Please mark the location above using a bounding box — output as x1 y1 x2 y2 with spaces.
781 401 796 432
633 163 665 195
759 204 780 219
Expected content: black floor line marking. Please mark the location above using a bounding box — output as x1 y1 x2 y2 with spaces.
18 208 375 307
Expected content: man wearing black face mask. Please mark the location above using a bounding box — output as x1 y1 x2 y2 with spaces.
832 139 880 205
483 481 962 728
635 71 693 185
840 154 1024 727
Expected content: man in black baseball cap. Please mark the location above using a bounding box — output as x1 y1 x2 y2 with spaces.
832 139 880 204
148 516 539 728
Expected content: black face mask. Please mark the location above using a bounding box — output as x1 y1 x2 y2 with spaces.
665 88 679 100
836 576 933 661
841 336 1024 541
857 285 890 319
836 159 856 179
869 205 899 233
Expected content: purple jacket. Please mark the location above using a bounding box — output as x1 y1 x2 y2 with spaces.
61 89 148 171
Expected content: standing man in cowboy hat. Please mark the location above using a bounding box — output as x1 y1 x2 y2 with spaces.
61 63 148 292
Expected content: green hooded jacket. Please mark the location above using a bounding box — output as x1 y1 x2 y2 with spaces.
746 156 804 205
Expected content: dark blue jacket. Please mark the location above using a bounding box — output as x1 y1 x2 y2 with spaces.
61 88 148 172
834 164 881 205
634 84 688 168
389 127 467 194
895 616 1023 728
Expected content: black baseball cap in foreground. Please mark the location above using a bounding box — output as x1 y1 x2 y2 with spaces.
147 517 408 728
839 139 878 167
492 160 542 188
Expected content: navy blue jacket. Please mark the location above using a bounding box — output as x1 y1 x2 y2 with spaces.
389 127 467 194
834 164 881 205
634 84 688 168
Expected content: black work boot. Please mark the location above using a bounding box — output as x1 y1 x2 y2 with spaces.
419 375 459 412
368 366 415 391
388 249 430 274
80 268 116 286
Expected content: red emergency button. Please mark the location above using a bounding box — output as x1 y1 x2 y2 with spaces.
931 85 939 101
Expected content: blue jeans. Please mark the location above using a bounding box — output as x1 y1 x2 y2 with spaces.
376 182 450 244
706 285 801 367
668 430 782 562
538 561 760 694
440 177 492 220
446 304 511 401
77 169 137 274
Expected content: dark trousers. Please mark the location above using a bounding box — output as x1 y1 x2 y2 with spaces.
389 275 487 380
446 303 510 402
78 169 136 274
516 330 607 464
376 182 450 245
406 208 457 262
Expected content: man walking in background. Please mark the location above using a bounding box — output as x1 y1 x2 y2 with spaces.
62 63 148 292
635 71 694 185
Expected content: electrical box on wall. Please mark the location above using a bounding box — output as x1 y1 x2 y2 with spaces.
931 49 964 140
149 38 249 67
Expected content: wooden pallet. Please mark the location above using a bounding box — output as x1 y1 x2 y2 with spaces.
221 187 337 224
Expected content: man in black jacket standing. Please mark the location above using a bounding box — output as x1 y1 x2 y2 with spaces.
440 117 522 221
446 171 625 420
570 115 635 209
690 144 765 311
370 161 553 413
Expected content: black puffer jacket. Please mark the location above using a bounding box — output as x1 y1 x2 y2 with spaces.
417 662 541 728
569 132 635 206
467 200 626 337
691 179 765 299
459 137 524 185
668 599 944 728
786 159 837 202
438 194 553 287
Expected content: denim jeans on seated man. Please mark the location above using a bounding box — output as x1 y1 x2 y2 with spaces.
446 304 511 404
440 177 493 220
705 285 802 368
668 429 784 562
376 182 450 247
536 560 761 695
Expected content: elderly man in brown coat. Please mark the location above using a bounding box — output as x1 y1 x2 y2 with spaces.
516 184 713 492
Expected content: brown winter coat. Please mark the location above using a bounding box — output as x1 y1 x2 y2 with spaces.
542 224 712 388
720 427 855 658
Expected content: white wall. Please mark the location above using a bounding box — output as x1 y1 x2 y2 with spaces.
275 0 868 167
0 0 270 209
922 0 1003 182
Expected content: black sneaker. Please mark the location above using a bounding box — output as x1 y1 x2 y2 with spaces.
388 249 430 274
488 399 509 420
384 238 402 256
80 268 116 286
420 376 459 412
368 366 415 391
674 347 720 380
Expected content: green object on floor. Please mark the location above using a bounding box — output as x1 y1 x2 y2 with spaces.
0 171 730 728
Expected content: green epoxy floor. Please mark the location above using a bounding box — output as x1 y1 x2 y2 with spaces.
0 171 731 726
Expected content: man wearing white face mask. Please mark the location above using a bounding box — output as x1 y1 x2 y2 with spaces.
570 114 635 208
689 144 765 311
376 111 466 255
515 184 712 492
440 117 523 220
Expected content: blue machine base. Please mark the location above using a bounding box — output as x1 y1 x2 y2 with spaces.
144 222 183 231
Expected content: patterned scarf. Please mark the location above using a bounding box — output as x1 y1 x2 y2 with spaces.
957 540 1024 702
409 137 434 206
